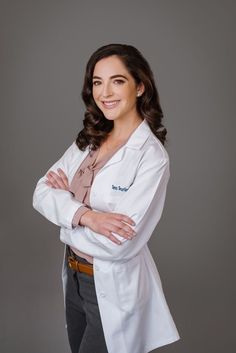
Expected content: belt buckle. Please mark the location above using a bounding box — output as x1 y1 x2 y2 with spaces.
68 256 81 272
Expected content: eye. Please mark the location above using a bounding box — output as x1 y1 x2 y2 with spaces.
92 81 101 86
114 79 125 84
92 79 125 86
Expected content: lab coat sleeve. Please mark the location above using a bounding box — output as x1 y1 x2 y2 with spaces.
32 141 89 230
60 145 170 261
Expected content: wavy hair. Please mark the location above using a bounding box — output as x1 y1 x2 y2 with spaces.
76 43 167 151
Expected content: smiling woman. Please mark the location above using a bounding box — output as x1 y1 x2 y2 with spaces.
78 44 167 152
92 56 144 125
32 43 180 353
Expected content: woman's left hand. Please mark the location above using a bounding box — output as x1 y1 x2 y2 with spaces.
45 168 70 191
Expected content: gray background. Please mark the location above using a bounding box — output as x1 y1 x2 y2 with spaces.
1 1 235 352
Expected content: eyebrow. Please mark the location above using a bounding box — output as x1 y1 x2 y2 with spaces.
92 74 128 80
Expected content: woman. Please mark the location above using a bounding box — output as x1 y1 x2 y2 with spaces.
33 43 180 353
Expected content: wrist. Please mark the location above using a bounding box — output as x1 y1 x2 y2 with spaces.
80 210 94 227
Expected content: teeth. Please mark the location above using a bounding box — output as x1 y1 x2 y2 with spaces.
103 100 120 108
104 101 118 104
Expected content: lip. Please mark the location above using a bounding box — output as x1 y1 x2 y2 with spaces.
101 100 120 109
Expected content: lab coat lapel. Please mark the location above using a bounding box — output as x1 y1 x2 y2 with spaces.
100 118 151 169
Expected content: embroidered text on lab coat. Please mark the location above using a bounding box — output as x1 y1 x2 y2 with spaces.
111 184 129 192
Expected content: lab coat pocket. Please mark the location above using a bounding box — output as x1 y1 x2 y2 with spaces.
114 254 150 314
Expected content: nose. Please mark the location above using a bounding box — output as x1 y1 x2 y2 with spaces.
101 82 113 98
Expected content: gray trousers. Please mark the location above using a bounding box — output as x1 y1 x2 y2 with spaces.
65 246 109 353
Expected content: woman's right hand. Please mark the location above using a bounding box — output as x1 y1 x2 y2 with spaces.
80 210 137 245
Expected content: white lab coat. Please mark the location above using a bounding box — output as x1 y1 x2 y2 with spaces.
32 119 180 353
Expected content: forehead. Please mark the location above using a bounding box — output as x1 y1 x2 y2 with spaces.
93 55 131 78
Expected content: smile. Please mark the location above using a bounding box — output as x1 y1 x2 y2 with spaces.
102 100 120 109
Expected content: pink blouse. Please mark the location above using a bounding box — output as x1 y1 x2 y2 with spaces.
69 138 130 264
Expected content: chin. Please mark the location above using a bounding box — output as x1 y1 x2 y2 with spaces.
104 115 118 121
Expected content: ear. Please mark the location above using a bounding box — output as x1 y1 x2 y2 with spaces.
137 82 145 96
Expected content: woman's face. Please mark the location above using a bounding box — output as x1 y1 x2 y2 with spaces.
92 55 144 122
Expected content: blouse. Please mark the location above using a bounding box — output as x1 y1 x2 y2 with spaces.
68 138 130 264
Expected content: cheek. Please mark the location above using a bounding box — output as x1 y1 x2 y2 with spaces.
122 86 136 100
123 93 136 107
92 86 100 99
93 94 101 106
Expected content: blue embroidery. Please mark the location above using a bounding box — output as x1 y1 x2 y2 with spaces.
112 184 129 192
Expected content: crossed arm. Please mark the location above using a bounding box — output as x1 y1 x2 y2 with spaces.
44 167 136 245
32 141 170 262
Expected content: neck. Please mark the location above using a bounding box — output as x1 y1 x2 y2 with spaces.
109 116 143 141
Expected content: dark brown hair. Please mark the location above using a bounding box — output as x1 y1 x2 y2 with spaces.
76 43 167 151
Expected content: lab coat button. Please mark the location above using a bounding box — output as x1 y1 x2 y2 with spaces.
100 292 106 298
94 265 99 271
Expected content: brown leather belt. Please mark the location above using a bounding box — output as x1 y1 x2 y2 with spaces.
68 255 94 276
